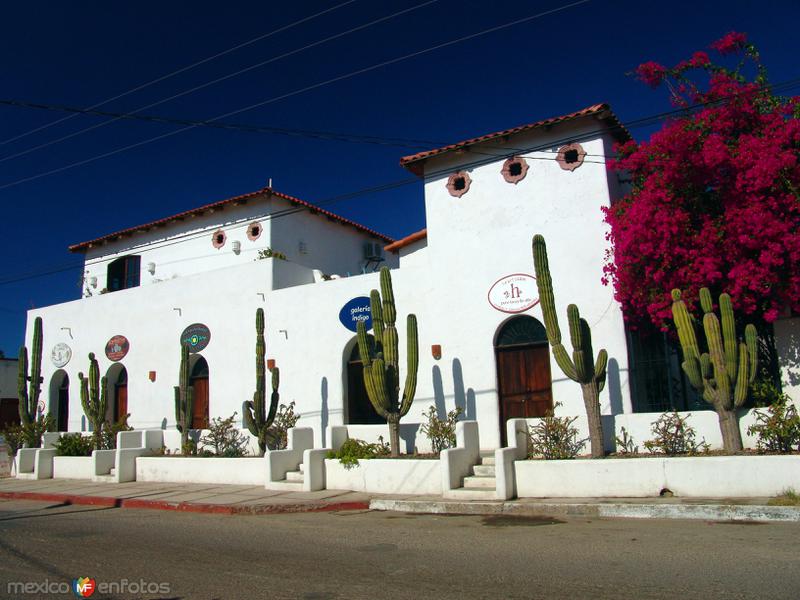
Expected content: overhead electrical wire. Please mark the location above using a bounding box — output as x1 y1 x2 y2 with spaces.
0 0 358 148
0 0 590 191
0 0 439 165
2 80 795 289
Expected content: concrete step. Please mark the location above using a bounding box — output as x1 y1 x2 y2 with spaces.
463 475 496 489
472 465 495 477
273 481 304 491
298 463 304 474
480 456 495 466
285 470 304 483
446 488 497 500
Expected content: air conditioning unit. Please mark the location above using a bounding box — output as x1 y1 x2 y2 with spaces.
364 242 384 261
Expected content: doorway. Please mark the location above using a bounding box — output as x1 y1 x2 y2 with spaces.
105 364 129 424
495 316 553 445
345 338 386 425
190 356 209 429
49 370 70 431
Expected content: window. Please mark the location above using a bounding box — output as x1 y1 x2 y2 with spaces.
106 255 141 292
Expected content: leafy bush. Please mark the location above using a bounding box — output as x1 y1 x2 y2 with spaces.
256 248 287 261
1 423 24 456
643 411 709 455
266 402 300 450
54 433 94 457
326 437 390 469
527 403 587 460
746 397 800 453
615 426 639 455
20 414 54 449
750 376 789 409
420 405 463 454
101 414 133 450
200 413 249 457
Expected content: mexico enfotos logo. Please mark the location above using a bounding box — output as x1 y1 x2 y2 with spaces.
6 577 171 597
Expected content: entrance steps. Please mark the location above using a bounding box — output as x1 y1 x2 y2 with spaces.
270 462 305 491
446 452 497 500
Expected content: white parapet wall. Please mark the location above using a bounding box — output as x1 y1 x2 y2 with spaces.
515 455 800 498
325 458 442 495
52 456 94 480
136 457 266 485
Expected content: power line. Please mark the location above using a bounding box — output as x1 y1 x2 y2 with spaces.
0 0 438 165
0 0 357 148
0 0 590 191
3 72 798 287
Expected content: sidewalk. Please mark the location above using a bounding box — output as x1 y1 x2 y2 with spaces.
2 478 799 522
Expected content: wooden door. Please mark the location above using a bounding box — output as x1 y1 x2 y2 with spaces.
115 385 128 422
496 344 553 444
347 359 386 425
57 384 69 431
191 378 209 429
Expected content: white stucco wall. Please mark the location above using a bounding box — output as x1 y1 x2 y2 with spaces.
774 316 799 401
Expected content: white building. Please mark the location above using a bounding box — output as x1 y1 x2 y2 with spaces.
23 103 799 451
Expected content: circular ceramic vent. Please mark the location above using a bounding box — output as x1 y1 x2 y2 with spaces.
446 171 472 198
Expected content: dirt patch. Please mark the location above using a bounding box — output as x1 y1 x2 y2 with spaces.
481 514 564 527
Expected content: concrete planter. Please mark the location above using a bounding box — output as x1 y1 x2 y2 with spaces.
136 457 265 485
52 456 94 480
515 454 800 498
325 458 441 495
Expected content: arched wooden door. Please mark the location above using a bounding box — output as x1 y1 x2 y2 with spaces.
345 340 386 425
190 357 209 429
49 370 69 431
495 316 553 445
114 367 128 422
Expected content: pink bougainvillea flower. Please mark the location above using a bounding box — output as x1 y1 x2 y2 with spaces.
635 61 667 88
710 31 747 55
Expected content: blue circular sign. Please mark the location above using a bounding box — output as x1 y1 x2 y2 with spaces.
339 297 372 333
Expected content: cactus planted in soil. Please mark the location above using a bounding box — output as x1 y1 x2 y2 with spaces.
356 266 419 457
671 288 758 453
532 235 608 458
243 308 280 455
18 316 44 428
78 352 108 450
174 343 194 454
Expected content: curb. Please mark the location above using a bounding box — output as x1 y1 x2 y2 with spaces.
0 491 369 516
369 498 800 523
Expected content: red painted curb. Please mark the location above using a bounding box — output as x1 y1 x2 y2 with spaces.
1 491 369 516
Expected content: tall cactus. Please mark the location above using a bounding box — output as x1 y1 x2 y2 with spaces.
356 266 419 457
671 288 757 453
174 343 194 454
243 308 279 455
78 352 108 450
532 235 608 458
18 316 44 429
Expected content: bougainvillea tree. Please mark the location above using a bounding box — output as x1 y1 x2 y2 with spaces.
603 32 800 331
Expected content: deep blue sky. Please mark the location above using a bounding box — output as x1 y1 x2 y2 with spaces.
0 0 796 354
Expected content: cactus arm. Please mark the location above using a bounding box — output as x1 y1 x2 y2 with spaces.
719 293 738 382
175 387 184 433
399 314 418 417
703 311 730 407
699 287 713 313
267 368 280 426
29 317 43 413
745 324 758 384
363 361 390 419
242 400 256 436
682 357 703 389
356 320 373 367
733 341 750 408
671 290 701 370
532 235 563 346
594 348 608 391
369 289 384 349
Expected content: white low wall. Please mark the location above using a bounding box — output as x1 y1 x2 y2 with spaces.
515 455 800 498
136 457 265 485
52 456 94 480
325 458 441 495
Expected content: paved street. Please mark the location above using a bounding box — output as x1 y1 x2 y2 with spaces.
1 498 798 599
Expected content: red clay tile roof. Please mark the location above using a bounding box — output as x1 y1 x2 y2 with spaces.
399 103 630 176
384 228 427 253
69 187 394 252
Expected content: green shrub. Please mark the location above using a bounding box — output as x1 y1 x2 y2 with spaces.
614 426 639 455
101 414 133 450
420 405 463 454
266 402 300 451
746 396 800 453
1 423 24 456
527 403 587 460
20 413 54 449
326 437 390 469
54 433 94 457
643 411 709 455
200 413 249 457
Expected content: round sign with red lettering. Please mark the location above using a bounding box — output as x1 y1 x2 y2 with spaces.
105 335 130 362
487 274 539 314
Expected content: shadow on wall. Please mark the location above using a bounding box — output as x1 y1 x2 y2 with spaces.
607 358 623 415
775 318 800 389
321 376 329 446
432 359 477 420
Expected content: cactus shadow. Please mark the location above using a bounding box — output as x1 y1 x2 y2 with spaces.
320 377 329 446
432 365 446 419
607 358 624 415
431 360 477 421
399 423 421 453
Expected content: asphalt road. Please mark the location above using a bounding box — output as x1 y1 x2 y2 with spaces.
0 499 798 600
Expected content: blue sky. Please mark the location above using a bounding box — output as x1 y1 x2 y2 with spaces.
0 0 797 354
